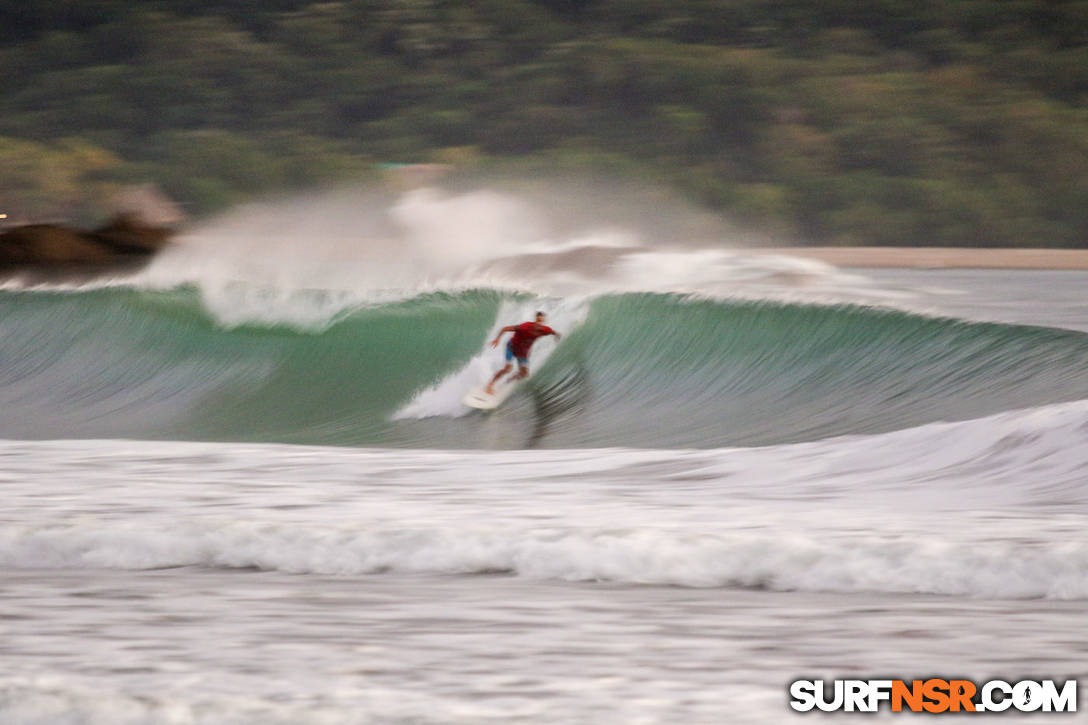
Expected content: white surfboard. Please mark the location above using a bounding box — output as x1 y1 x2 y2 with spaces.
462 378 520 410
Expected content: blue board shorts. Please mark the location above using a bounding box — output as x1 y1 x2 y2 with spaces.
505 342 529 366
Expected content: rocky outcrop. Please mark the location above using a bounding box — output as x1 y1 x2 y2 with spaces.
0 213 174 276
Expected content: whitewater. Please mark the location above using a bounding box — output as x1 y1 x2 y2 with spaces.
2 186 1086 723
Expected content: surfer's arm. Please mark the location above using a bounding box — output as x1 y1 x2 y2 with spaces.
490 325 517 347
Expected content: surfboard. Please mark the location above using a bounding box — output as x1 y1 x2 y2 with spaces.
462 378 520 410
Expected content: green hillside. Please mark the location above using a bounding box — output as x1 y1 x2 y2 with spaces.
1 0 1085 245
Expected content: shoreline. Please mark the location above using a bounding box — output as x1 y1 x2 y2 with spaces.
749 247 1088 270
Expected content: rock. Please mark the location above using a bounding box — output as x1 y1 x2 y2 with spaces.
90 213 173 253
0 214 174 276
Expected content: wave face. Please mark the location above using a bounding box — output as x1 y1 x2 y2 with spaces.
3 286 1088 448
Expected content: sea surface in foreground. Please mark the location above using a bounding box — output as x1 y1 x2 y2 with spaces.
3 200 1088 724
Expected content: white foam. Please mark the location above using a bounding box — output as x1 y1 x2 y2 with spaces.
5 399 1088 599
0 673 520 724
2 264 1087 600
2 516 1086 599
0 671 784 725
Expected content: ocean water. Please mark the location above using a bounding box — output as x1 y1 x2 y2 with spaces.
2 188 1087 723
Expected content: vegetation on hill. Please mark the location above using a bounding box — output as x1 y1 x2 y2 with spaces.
1 0 1085 246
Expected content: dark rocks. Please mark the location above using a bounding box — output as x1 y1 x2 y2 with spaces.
0 213 174 277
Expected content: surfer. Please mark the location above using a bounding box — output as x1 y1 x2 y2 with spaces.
485 311 560 395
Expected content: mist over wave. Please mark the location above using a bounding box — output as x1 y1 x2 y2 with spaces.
118 184 893 330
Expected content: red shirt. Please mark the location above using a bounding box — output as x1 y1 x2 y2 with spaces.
509 322 554 359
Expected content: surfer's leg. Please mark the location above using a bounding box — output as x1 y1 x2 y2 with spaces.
486 364 512 395
515 362 529 380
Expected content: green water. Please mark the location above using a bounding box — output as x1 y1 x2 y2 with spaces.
3 288 1088 448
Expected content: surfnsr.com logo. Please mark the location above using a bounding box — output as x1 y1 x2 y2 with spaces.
789 679 1077 713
